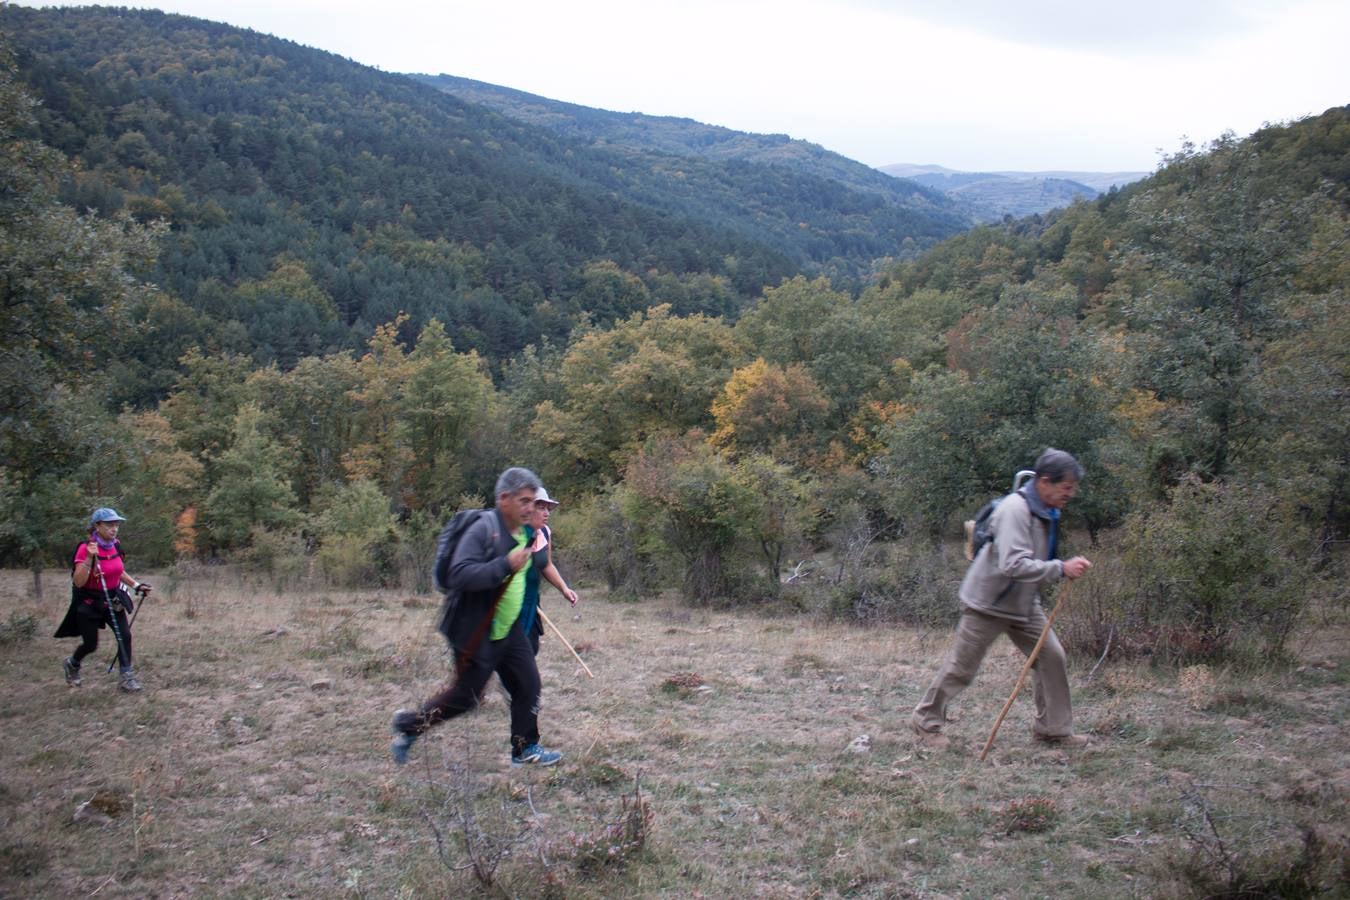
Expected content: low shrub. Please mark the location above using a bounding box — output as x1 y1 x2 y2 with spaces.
0 611 38 645
810 536 960 629
235 526 309 589
1117 477 1310 667
1158 784 1347 899
552 777 654 872
315 530 399 588
563 489 666 599
997 796 1060 834
659 671 705 697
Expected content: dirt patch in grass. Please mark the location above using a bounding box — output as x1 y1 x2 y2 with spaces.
0 567 1346 897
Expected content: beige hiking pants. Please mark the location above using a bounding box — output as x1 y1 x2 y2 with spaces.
912 605 1073 739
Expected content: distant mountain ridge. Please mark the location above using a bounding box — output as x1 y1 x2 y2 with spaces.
412 74 959 217
880 163 1150 220
882 163 1149 193
410 75 1146 224
1 5 973 379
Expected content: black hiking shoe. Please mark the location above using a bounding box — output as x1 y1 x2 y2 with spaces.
390 709 420 765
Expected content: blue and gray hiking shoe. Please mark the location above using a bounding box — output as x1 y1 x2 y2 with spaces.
511 743 563 767
390 709 420 765
119 668 142 693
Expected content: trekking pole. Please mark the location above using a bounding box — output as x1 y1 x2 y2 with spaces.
979 578 1075 761
107 584 150 674
537 607 594 678
89 554 131 676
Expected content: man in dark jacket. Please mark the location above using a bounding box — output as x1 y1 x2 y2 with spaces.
391 467 563 767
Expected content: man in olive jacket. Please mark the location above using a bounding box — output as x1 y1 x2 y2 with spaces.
911 449 1093 750
391 467 563 767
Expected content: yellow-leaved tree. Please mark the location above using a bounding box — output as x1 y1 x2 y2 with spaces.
709 358 829 466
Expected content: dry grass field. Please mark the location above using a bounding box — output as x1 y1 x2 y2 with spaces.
1 566 1346 898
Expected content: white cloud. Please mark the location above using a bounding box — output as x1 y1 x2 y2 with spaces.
859 0 1267 53
9 0 1348 171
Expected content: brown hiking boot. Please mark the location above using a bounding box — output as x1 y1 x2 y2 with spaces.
1033 733 1089 748
911 722 950 750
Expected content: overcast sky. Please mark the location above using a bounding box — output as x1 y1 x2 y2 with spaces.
14 0 1348 172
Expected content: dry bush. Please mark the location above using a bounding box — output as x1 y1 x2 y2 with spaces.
551 776 654 872
848 539 960 629
1089 665 1154 737
783 652 830 677
1102 666 1153 697
407 731 654 892
411 733 537 891
997 796 1060 834
1089 694 1138 739
659 671 705 696
165 557 209 618
1153 784 1348 898
802 528 961 630
1053 543 1137 659
0 840 49 880
1178 664 1217 710
0 610 37 645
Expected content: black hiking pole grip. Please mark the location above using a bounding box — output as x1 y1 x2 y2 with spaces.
125 585 149 628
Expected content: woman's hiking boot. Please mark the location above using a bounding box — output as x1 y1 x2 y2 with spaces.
63 657 82 686
119 669 143 693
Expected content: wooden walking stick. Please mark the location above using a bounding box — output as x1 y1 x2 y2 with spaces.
537 607 594 678
979 578 1076 761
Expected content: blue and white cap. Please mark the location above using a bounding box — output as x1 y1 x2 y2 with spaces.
90 507 127 526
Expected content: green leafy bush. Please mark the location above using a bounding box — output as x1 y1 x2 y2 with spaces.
312 479 400 588
557 487 663 600
235 526 309 590
1118 476 1309 666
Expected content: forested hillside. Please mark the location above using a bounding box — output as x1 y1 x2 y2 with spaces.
1 7 1346 670
414 74 954 206
0 6 967 406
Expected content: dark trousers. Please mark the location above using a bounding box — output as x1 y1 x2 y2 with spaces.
410 621 541 755
70 609 132 670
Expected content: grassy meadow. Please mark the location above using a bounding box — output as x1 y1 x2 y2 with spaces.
0 565 1346 898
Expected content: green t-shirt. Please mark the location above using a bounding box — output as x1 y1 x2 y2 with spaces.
490 527 532 640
